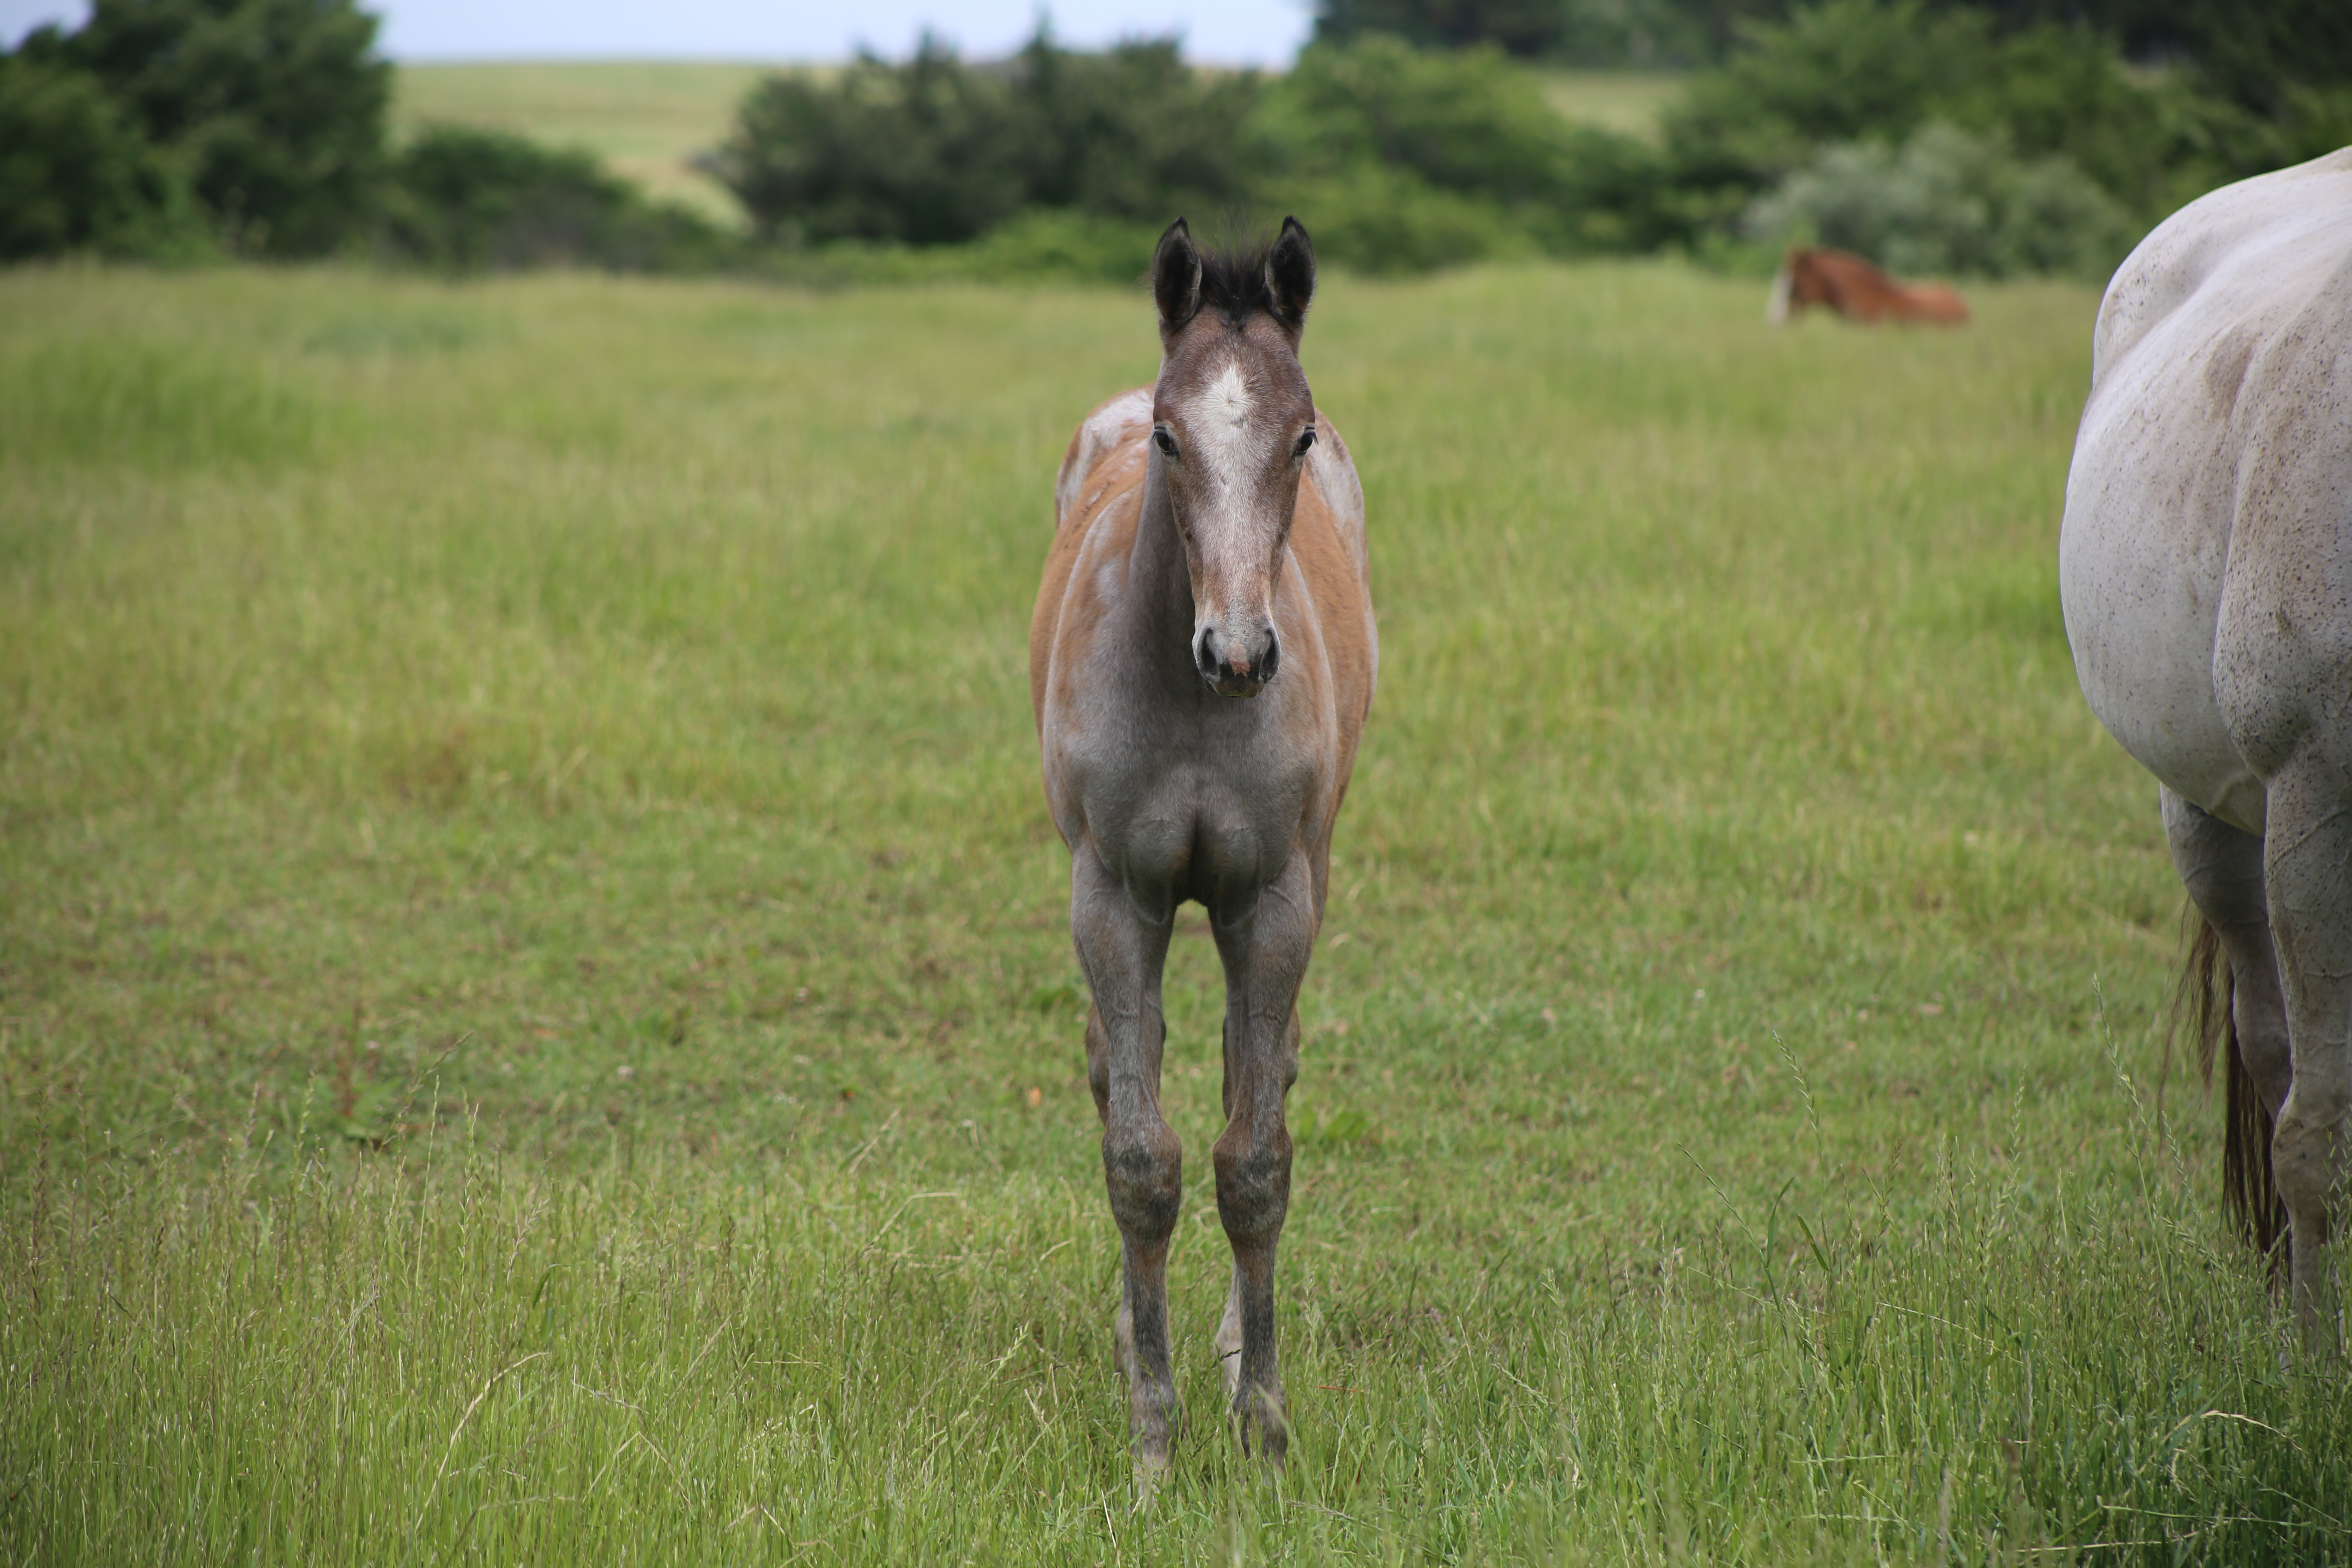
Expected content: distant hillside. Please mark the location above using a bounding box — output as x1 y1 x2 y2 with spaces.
390 60 1682 230
391 62 797 227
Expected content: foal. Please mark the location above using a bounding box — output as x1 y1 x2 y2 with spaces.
1030 217 1376 1480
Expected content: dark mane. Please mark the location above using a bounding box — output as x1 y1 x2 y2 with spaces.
1195 236 1277 325
1153 216 1314 335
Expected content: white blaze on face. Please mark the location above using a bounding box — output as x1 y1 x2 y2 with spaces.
1186 359 1255 491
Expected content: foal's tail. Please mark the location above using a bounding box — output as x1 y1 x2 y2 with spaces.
2175 907 2288 1265
1765 260 1793 326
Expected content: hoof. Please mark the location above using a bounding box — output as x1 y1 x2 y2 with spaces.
1132 1448 1171 1509
1232 1383 1289 1468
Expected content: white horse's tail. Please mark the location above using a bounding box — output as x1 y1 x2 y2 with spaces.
2177 905 2288 1268
1765 263 1793 326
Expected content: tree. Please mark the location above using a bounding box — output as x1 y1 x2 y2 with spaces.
1928 0 2352 111
20 0 390 256
0 53 205 259
382 127 732 273
1659 0 2262 221
715 41 1030 246
711 35 1262 247
1310 0 1570 56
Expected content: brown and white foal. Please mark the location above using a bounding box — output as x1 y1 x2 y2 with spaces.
1030 218 1376 1484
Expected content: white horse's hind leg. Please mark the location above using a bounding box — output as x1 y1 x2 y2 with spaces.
2162 788 2295 1115
2256 754 2352 1354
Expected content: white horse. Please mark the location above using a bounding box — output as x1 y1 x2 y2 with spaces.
2060 148 2352 1349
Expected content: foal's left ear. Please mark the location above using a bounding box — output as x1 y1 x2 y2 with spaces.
1264 216 1315 337
1153 218 1203 337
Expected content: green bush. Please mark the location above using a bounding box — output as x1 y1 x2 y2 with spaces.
19 0 390 257
715 43 1029 247
1007 37 1265 220
1309 0 1578 57
382 126 734 274
1272 163 1546 273
0 53 210 260
1309 0 1802 65
1256 37 1586 207
714 33 1670 276
757 209 1167 289
1741 121 2138 279
1248 38 1672 265
1661 0 2252 223
713 36 1260 247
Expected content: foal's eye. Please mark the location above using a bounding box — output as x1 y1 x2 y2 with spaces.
1152 426 1179 458
1293 425 1318 457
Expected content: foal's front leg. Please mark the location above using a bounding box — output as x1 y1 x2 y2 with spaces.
1069 844 1183 1478
1210 849 1315 1466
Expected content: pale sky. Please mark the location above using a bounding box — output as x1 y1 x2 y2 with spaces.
0 0 1315 66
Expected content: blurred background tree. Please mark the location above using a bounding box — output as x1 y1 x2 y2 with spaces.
710 33 1260 247
384 127 734 273
2 0 2347 279
0 50 210 260
16 0 388 256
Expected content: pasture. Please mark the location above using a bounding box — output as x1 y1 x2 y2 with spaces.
1 259 2346 1563
391 62 780 223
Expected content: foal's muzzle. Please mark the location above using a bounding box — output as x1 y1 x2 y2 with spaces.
1194 623 1280 699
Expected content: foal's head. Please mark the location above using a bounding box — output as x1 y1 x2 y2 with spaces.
1149 217 1318 699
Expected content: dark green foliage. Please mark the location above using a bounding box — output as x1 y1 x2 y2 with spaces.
1311 0 2352 80
715 33 1668 272
1554 0 1787 67
1267 38 1588 205
1311 0 1804 65
0 53 209 260
21 0 390 256
715 40 1030 246
1742 121 2139 278
1659 0 2288 240
1254 38 1673 264
713 35 1261 247
1931 0 2352 111
1310 0 1574 56
1009 37 1263 220
381 126 733 274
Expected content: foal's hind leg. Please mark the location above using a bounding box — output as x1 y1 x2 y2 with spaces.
1069 845 1184 1479
1209 850 1315 1466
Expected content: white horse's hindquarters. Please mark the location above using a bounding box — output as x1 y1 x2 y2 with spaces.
2208 270 2352 787
2060 364 2265 832
2061 149 2352 837
2090 149 2352 383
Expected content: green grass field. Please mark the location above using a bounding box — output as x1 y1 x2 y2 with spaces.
3 259 2347 1564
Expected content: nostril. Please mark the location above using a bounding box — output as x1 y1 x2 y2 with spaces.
1260 629 1280 682
1194 626 1220 677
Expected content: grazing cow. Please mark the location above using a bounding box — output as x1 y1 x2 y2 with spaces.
2059 147 2352 1350
1767 246 1970 325
1031 217 1377 1484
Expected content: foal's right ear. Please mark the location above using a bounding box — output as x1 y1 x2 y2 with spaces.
1264 216 1315 336
1152 218 1203 336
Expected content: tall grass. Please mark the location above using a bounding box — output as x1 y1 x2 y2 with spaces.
2 261 2346 1562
